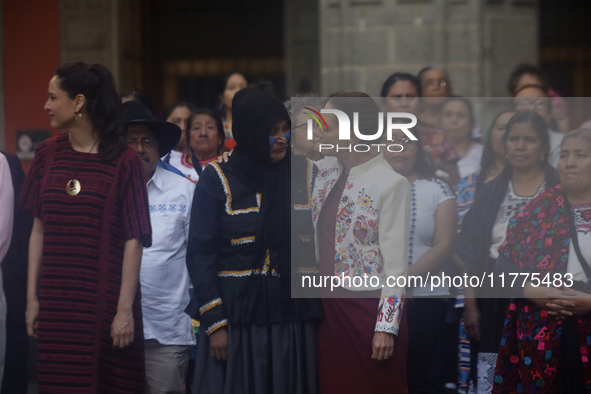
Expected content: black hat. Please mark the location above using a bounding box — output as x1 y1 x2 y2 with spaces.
123 100 182 157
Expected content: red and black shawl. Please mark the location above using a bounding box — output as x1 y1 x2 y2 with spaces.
493 184 591 394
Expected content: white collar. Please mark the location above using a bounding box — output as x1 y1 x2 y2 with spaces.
147 165 165 191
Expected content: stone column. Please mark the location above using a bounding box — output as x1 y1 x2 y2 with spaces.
60 0 120 86
285 0 321 96
319 0 538 97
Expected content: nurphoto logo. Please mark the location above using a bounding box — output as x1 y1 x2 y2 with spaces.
306 109 418 153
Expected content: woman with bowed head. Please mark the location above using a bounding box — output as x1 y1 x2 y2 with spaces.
493 129 591 394
440 97 484 179
186 88 320 394
383 129 457 393
20 62 152 393
161 101 199 182
313 92 411 393
456 111 559 393
381 72 461 187
186 108 225 176
218 71 249 151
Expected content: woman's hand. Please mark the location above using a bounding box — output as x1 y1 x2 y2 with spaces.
210 327 228 361
111 309 134 348
546 289 591 317
524 282 577 319
464 297 481 341
372 331 394 361
26 298 39 338
216 150 233 164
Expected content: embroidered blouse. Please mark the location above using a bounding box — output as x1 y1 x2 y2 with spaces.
312 154 411 335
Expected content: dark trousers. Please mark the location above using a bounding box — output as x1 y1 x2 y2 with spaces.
407 298 448 394
1 320 28 394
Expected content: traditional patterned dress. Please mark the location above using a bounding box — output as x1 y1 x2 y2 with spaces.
19 133 152 394
493 185 591 394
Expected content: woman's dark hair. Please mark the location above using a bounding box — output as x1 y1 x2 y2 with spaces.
328 91 382 140
55 62 125 161
503 110 550 165
441 97 476 128
251 78 281 99
186 108 225 156
121 89 157 115
380 72 421 98
411 131 437 178
507 63 549 96
218 71 250 114
159 101 197 122
474 110 516 194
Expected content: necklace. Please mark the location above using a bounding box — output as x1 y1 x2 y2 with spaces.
66 137 99 196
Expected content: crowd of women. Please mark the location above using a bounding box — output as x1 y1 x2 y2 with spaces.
1 60 590 394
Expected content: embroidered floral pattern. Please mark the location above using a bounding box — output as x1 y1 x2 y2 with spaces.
375 294 405 335
573 203 591 235
150 204 187 214
493 185 591 394
312 166 339 224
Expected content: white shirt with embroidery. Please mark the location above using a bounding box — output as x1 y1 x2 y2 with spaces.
312 155 410 335
141 165 196 345
408 178 455 297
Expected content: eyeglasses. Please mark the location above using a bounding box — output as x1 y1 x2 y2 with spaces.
389 136 416 145
293 123 310 131
515 99 548 110
270 131 291 148
127 138 158 148
424 80 447 90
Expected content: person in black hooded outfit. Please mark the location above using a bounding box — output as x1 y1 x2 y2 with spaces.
186 88 321 394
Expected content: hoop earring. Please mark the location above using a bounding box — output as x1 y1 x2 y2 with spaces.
75 113 82 121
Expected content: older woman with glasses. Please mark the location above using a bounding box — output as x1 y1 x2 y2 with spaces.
285 96 324 161
417 67 453 130
493 129 591 394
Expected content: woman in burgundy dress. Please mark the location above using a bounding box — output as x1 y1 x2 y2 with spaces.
20 62 152 393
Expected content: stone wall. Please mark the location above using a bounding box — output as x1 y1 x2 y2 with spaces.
60 0 120 86
319 0 538 97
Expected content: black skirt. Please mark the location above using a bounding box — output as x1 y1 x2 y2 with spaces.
193 321 319 394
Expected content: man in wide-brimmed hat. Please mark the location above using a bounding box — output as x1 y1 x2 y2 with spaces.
123 100 196 394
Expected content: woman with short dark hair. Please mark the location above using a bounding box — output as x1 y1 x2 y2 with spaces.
381 72 461 187
383 127 457 394
161 101 200 183
314 91 411 393
20 62 152 393
218 71 249 151
186 108 225 175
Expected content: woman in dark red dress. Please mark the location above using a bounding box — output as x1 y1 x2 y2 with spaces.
20 62 152 393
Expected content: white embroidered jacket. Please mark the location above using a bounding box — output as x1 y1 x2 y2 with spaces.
312 154 410 335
